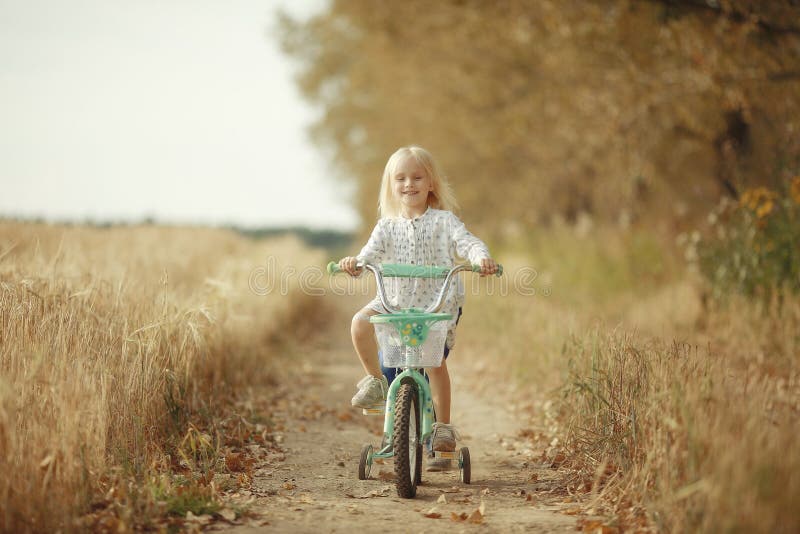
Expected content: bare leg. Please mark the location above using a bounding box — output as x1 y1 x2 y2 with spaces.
351 307 382 377
427 359 451 424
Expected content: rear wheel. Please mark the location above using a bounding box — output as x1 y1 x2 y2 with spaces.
393 382 420 498
358 444 373 480
459 447 471 484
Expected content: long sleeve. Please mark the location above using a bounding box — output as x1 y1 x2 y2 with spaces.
450 213 490 265
357 221 387 264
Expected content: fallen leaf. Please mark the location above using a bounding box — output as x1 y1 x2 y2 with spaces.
218 508 237 522
577 519 620 534
423 507 441 519
450 512 468 522
345 485 391 499
577 518 604 531
185 511 212 525
283 482 295 490
298 494 315 504
468 509 484 524
436 494 447 504
225 452 249 473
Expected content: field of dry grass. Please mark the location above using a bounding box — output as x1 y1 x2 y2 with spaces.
458 225 800 533
2 220 797 532
0 221 327 531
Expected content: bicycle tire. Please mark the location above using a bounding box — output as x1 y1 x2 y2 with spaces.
415 442 423 485
393 381 420 498
459 446 471 484
358 443 373 480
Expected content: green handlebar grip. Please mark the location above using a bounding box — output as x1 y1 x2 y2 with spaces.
327 261 342 274
471 263 504 276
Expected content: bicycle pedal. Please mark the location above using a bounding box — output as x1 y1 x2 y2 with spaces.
434 451 456 459
361 405 385 416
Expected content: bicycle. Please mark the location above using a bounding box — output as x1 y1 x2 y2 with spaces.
327 260 503 498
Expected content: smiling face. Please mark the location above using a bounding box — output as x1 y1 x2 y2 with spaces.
390 154 433 218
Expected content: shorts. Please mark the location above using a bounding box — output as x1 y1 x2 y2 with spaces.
379 307 462 384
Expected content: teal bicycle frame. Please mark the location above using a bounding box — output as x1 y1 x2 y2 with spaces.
374 367 434 459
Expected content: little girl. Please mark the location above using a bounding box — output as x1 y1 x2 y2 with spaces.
338 146 498 464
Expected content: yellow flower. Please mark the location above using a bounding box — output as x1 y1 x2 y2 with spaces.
739 189 757 210
791 176 800 205
756 199 774 219
740 187 776 219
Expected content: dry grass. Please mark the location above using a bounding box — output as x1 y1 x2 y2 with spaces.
460 225 799 532
559 315 799 533
4 218 797 532
0 221 326 531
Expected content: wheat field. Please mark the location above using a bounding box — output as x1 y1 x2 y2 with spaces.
2 220 798 532
0 221 325 531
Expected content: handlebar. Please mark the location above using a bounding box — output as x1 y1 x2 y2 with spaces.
327 260 503 314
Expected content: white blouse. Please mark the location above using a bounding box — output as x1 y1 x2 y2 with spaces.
356 207 490 347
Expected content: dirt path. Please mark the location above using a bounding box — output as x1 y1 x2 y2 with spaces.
215 343 577 533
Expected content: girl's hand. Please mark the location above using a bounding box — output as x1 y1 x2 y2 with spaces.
479 257 498 276
339 256 362 276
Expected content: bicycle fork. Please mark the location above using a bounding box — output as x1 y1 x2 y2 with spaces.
372 369 434 459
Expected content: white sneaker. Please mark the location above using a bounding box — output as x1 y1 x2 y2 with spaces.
431 422 460 452
351 375 388 409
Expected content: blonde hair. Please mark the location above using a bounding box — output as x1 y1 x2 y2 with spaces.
377 146 459 218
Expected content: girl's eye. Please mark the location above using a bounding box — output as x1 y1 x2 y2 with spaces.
414 176 422 180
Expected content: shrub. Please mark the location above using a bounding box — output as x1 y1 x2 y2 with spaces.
691 176 800 299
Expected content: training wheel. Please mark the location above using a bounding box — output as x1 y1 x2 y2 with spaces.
358 443 373 480
459 447 471 484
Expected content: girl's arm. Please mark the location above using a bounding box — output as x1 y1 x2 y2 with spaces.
450 213 497 274
356 220 387 265
339 221 387 276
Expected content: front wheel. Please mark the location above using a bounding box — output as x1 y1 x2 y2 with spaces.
393 382 420 498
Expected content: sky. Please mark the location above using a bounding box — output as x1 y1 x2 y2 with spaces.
0 0 359 231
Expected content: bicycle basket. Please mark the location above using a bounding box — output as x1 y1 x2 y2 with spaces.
370 312 451 368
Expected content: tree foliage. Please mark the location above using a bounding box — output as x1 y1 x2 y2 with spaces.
279 0 800 238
